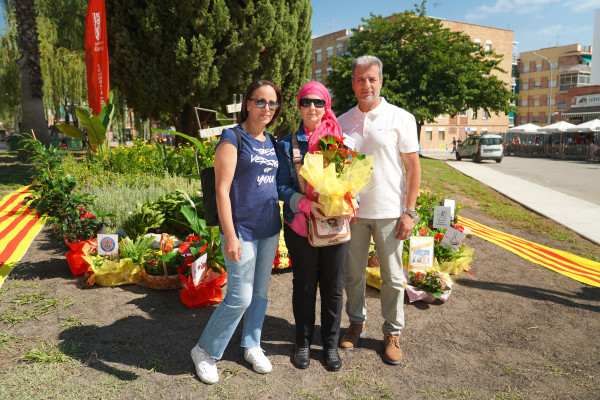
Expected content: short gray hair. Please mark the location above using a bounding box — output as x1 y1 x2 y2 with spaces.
351 55 383 80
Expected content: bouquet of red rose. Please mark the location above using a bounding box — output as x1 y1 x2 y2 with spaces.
300 135 373 217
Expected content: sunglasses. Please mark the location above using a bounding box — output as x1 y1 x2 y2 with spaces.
299 98 326 108
248 98 280 110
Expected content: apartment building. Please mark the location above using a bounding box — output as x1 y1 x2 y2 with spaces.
517 44 593 126
311 18 514 151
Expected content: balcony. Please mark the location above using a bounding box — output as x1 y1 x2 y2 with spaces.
559 65 591 73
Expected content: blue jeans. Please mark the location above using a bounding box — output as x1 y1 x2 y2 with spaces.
198 232 279 360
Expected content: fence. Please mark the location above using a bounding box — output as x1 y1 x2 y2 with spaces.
504 143 600 161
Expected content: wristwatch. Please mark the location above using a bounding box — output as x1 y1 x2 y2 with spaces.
403 208 419 222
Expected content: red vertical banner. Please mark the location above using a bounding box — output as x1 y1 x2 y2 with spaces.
85 0 109 115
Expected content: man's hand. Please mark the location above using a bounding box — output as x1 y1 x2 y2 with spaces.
394 213 414 240
310 202 328 220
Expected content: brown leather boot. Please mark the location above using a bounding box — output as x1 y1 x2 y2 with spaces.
340 322 366 350
383 334 403 365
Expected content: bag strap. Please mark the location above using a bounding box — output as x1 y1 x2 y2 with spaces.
232 126 243 158
292 132 307 194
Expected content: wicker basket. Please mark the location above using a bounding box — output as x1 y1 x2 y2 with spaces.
139 268 182 290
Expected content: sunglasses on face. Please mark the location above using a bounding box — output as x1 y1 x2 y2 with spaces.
248 98 280 110
299 98 326 108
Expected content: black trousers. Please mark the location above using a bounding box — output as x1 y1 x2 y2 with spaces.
284 224 348 349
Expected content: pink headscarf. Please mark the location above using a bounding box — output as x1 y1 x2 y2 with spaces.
297 81 343 152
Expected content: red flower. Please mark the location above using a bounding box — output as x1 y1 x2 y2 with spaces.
434 232 444 242
454 225 465 233
419 228 427 236
183 255 194 267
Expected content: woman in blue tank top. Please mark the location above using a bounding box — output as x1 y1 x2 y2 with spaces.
191 80 282 384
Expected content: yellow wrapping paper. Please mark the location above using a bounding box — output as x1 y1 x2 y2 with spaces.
83 256 142 286
300 152 374 216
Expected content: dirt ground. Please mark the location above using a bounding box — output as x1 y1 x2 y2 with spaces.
1 207 599 400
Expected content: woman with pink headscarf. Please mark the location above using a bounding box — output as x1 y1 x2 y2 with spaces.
275 81 346 372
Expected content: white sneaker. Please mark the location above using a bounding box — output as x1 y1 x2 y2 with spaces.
244 347 272 374
191 345 218 384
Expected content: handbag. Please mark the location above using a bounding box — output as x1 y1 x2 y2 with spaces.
291 133 350 247
306 215 351 247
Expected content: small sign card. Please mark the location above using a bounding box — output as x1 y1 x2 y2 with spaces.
443 199 456 219
409 236 434 270
433 206 452 229
440 227 466 252
97 234 119 256
191 253 208 287
342 133 356 150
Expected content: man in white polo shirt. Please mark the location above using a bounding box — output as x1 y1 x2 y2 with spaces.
337 55 421 365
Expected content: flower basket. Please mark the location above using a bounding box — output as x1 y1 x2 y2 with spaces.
65 238 97 277
84 256 142 287
404 269 452 303
180 265 227 309
139 268 182 290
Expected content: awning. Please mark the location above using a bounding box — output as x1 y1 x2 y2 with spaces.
580 54 592 63
562 105 600 117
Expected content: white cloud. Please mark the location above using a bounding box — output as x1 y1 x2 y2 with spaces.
465 0 556 21
564 0 600 13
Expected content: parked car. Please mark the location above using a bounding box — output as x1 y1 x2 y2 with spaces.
456 133 504 163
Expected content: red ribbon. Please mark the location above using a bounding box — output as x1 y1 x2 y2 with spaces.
344 191 358 223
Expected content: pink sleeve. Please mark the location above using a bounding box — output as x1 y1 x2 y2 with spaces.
298 198 312 217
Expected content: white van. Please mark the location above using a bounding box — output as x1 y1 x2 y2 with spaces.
456 133 504 163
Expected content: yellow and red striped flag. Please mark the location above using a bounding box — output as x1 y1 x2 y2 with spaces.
458 216 600 287
0 186 46 288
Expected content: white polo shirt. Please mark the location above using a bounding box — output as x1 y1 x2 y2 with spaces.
337 98 419 219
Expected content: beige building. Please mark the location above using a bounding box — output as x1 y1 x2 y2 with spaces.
311 18 515 151
517 44 592 126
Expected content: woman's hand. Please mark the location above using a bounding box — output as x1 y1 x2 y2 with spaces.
310 202 328 221
224 235 242 262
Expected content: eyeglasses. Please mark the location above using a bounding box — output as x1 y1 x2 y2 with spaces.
299 98 326 108
248 98 280 111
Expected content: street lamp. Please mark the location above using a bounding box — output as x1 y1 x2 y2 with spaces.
532 52 553 124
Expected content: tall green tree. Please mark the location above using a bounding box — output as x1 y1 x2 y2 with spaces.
12 0 49 152
0 10 20 130
36 0 87 125
105 0 312 137
327 4 513 140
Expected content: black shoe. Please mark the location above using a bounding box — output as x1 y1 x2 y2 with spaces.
293 345 310 369
325 347 342 371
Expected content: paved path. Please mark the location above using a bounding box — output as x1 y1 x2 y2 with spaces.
422 150 600 246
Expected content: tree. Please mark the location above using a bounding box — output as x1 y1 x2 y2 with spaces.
105 0 312 137
327 4 513 140
0 12 20 130
12 0 49 152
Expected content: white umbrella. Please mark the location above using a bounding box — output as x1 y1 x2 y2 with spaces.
537 121 576 133
507 123 541 133
566 119 600 132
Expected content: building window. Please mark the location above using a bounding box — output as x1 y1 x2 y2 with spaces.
315 69 322 82
472 109 477 119
557 102 567 110
459 109 468 117
550 62 557 70
532 116 539 123
534 98 540 107
523 65 530 73
522 82 529 90
482 110 488 119
425 130 433 141
485 40 492 51
521 99 528 107
326 46 333 58
337 43 343 56
535 63 542 72
559 72 590 91
315 49 322 62
534 81 541 88
438 114 445 119
438 130 445 141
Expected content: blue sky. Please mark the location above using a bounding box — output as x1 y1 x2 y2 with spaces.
1 1 599 55
311 0 600 54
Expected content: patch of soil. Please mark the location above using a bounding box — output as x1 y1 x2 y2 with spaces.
1 207 599 399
